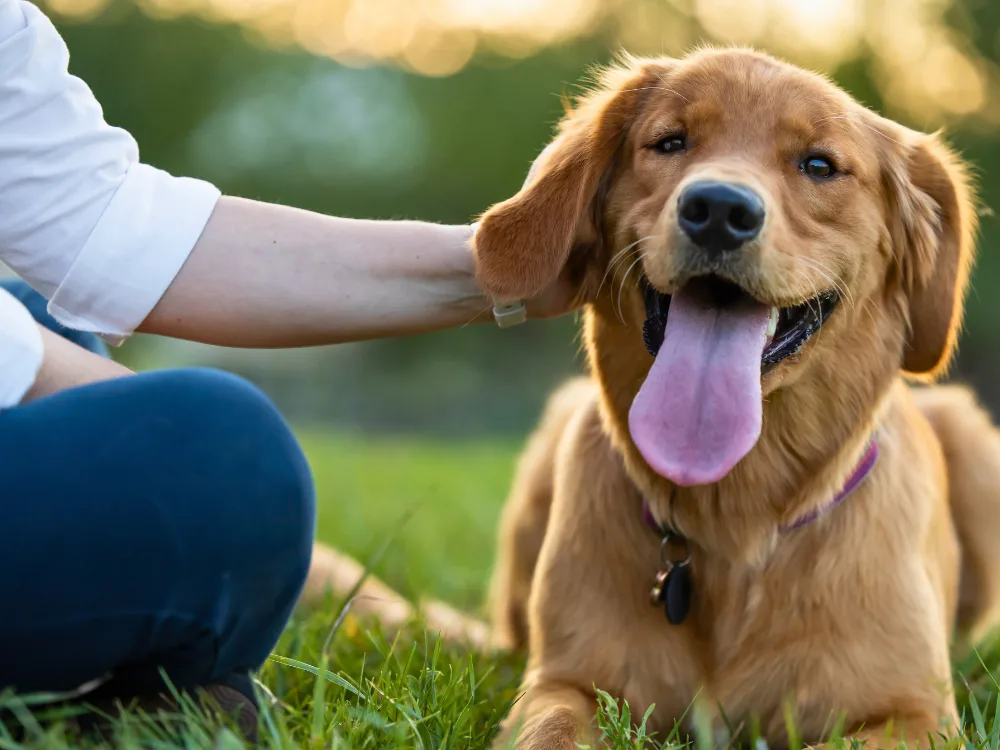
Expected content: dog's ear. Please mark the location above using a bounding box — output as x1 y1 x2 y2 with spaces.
881 126 979 377
473 60 666 302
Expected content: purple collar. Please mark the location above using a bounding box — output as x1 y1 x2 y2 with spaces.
642 438 879 536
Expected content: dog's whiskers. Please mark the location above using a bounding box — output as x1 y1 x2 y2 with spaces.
860 297 879 330
799 258 855 311
598 251 641 305
598 236 655 300
799 269 826 348
605 236 651 275
653 73 691 103
614 82 690 104
772 248 855 313
616 252 648 325
804 258 853 303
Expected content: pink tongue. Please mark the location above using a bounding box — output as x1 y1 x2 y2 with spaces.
628 284 769 486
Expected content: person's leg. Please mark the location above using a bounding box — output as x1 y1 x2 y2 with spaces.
0 278 109 357
0 368 315 710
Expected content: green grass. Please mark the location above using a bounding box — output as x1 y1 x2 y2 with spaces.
300 429 521 611
5 430 1000 749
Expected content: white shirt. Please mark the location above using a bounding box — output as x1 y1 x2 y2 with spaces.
0 0 221 407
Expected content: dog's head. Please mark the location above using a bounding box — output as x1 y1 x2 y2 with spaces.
474 48 977 490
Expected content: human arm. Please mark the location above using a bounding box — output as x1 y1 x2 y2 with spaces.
139 198 575 348
0 288 131 408
0 0 573 404
23 327 132 402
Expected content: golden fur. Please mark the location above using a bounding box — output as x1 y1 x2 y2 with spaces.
473 48 1000 749
299 47 1000 750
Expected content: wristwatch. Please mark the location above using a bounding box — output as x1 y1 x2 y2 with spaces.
492 299 527 328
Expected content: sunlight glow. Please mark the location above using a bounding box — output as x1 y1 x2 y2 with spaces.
769 0 864 58
47 0 998 126
695 0 768 44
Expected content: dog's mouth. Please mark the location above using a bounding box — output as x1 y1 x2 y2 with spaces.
640 275 840 371
629 274 840 487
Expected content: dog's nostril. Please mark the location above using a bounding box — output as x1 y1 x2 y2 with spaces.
677 180 765 253
728 204 761 233
681 197 710 225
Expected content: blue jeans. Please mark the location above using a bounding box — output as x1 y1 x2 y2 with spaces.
0 280 315 700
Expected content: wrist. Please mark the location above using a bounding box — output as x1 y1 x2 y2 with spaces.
448 224 493 323
465 222 527 328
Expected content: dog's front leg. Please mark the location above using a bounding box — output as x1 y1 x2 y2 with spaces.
492 681 598 750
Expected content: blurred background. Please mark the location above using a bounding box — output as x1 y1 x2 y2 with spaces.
28 0 1000 604
41 0 1000 438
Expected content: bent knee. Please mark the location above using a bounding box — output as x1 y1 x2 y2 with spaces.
135 368 316 565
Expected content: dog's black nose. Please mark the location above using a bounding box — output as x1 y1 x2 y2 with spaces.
677 181 765 254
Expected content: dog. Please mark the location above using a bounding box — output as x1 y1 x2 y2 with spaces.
474 47 1000 749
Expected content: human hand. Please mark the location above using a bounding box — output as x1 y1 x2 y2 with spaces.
472 143 582 321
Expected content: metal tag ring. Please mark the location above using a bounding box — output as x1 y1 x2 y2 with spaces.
660 533 691 568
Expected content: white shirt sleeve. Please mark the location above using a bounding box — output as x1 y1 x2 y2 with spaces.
0 0 220 342
0 0 221 404
0 287 43 408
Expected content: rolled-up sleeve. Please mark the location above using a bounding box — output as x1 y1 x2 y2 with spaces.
0 288 43 408
0 0 220 346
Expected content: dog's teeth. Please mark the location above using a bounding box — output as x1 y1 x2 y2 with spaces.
766 306 779 338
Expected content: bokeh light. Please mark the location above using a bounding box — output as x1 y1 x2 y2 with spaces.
47 0 999 127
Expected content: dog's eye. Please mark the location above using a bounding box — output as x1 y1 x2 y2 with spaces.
801 156 837 179
652 134 687 154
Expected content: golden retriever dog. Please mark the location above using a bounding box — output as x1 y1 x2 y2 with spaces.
471 47 1000 749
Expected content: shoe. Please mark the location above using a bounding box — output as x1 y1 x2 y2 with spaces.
196 682 259 743
71 677 260 744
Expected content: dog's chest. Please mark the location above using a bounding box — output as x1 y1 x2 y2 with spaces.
641 555 864 743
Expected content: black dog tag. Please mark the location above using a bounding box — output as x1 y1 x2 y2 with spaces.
662 565 691 625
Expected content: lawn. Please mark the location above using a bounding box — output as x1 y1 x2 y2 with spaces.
5 430 1000 749
300 429 522 612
